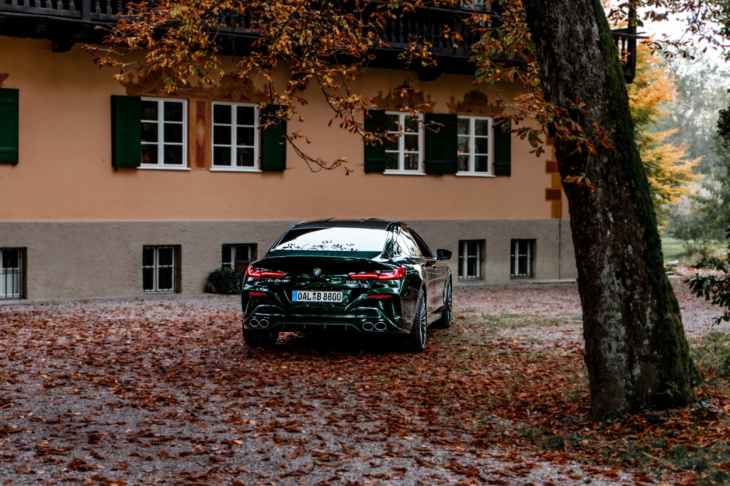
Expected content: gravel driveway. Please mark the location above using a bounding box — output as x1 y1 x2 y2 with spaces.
0 276 724 485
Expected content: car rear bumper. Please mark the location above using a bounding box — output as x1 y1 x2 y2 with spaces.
243 305 408 334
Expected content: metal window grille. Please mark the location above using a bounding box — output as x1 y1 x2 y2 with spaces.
143 246 180 293
458 240 483 280
510 239 535 278
0 249 23 300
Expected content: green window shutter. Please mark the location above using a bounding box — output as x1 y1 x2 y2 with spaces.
364 109 386 173
0 88 19 165
424 113 458 175
111 95 142 168
260 104 287 172
493 120 512 176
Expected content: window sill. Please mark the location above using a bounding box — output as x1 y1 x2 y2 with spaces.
456 172 495 178
139 165 191 171
210 167 262 173
383 170 426 176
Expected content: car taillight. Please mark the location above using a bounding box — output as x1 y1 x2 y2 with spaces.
348 266 406 280
246 265 288 279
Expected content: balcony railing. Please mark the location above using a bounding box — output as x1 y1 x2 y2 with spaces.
0 0 124 22
0 0 637 81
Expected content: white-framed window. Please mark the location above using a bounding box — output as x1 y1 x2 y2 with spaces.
212 102 260 171
510 239 535 278
0 248 23 300
384 112 423 174
140 98 187 169
458 240 483 280
143 245 180 293
458 116 492 176
222 244 257 272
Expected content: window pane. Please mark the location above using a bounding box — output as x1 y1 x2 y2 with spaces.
143 247 154 266
213 147 232 166
222 245 232 265
141 122 158 143
458 154 469 172
141 101 158 121
475 118 491 135
404 116 419 133
3 250 18 269
158 247 174 266
164 146 183 165
458 118 470 135
143 268 154 291
214 125 232 145
404 133 419 152
403 152 418 171
237 106 255 125
213 104 231 124
237 127 255 147
458 136 469 153
385 136 399 152
475 137 490 154
475 155 489 173
385 114 400 133
141 145 158 165
467 255 478 277
236 148 255 167
164 101 183 122
164 123 183 143
158 268 174 290
384 152 399 170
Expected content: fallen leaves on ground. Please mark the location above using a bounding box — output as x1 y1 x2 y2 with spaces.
0 280 728 485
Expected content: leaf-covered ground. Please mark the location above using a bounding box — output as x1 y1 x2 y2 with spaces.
1 277 728 485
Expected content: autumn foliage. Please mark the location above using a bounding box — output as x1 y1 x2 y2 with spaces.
628 43 699 222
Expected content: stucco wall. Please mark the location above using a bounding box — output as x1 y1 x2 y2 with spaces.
0 219 576 300
0 36 559 223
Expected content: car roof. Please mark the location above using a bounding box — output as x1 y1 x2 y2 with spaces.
292 218 405 231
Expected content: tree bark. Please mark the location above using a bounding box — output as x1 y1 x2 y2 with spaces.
520 0 700 420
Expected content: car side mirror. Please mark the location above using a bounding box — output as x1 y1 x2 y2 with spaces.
436 249 452 261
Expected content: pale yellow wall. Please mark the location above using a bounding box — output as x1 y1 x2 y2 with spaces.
0 36 558 222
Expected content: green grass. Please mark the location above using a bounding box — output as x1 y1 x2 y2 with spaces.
661 236 726 265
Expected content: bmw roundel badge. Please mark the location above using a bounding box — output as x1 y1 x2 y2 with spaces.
313 268 322 277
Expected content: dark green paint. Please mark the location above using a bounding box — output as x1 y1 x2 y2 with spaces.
0 88 19 165
111 95 142 168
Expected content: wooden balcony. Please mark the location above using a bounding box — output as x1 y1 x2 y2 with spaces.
0 0 637 82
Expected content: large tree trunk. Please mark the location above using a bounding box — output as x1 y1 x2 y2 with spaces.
520 0 700 420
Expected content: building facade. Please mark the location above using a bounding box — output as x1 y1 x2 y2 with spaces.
0 4 579 301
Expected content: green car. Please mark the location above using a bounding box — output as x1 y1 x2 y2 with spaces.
241 219 452 351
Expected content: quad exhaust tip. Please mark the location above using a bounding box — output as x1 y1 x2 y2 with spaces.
363 321 387 332
249 318 269 329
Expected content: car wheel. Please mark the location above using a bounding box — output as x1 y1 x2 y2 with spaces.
432 277 452 329
242 328 279 348
407 291 427 352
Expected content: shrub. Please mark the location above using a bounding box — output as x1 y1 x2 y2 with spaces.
686 227 730 324
206 267 242 295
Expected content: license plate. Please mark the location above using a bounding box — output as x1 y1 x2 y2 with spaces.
292 291 343 303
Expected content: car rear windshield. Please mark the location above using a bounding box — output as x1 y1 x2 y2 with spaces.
270 227 388 254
